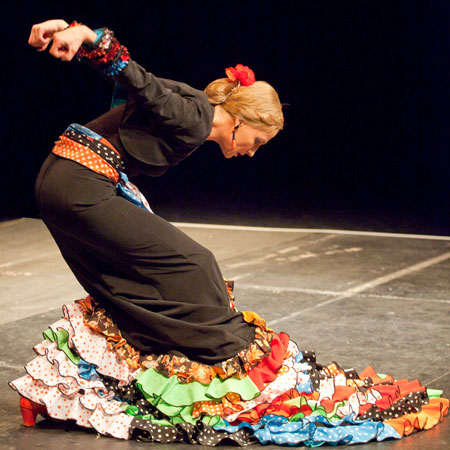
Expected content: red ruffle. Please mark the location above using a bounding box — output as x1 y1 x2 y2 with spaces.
247 332 290 390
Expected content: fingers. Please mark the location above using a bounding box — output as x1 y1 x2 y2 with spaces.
49 38 77 62
28 24 52 51
28 20 71 54
29 21 88 62
49 27 86 61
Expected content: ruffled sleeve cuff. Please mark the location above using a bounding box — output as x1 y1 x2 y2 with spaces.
76 27 130 77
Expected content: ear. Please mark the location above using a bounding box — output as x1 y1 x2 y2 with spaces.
233 117 241 128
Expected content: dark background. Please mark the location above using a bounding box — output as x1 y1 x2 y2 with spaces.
2 0 449 234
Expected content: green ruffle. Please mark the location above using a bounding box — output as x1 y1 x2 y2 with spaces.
135 368 260 424
43 328 80 365
124 402 224 427
136 368 260 405
427 388 443 398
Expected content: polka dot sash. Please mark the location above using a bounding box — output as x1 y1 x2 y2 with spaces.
52 129 124 184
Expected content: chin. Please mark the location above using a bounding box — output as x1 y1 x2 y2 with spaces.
221 148 238 158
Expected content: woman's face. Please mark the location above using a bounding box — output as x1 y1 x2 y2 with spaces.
221 124 279 159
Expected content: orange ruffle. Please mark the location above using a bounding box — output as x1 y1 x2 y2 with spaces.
320 385 357 413
360 366 394 385
384 397 449 436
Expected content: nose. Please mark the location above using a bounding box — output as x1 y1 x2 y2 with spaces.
247 149 256 157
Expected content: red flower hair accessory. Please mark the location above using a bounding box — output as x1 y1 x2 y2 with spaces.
225 64 256 86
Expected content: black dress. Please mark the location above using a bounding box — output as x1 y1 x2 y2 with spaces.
34 58 255 364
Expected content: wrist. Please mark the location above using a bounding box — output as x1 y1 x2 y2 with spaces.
66 21 97 45
80 25 97 45
76 28 130 77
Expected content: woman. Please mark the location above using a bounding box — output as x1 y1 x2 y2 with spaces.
10 19 448 446
29 19 282 363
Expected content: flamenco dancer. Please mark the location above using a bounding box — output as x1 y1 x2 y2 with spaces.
10 19 448 446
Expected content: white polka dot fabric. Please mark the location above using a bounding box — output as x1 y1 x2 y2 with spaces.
62 303 140 383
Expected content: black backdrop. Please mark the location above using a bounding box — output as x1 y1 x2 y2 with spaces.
2 0 449 234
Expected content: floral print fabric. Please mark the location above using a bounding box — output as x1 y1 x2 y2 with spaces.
78 296 274 384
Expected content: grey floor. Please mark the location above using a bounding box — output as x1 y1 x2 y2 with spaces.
0 218 449 449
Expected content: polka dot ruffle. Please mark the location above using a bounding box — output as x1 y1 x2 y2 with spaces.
8 300 450 446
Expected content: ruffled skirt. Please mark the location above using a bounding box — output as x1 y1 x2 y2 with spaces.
10 296 448 446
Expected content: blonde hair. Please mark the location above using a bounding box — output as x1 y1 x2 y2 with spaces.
204 78 284 132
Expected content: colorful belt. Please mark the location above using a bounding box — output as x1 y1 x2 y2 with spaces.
52 123 153 213
64 126 125 172
52 123 123 183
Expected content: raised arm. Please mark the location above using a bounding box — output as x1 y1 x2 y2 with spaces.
28 20 214 144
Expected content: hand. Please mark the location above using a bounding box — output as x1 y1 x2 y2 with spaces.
28 19 69 52
28 20 97 62
49 26 97 61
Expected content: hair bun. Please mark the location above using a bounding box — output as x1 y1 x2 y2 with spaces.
225 64 256 86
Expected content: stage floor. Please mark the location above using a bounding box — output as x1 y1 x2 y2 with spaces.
1 218 449 449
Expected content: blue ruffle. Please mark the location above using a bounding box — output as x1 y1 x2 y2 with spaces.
215 414 401 446
78 358 100 381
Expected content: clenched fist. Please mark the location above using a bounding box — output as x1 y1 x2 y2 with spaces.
28 19 97 61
